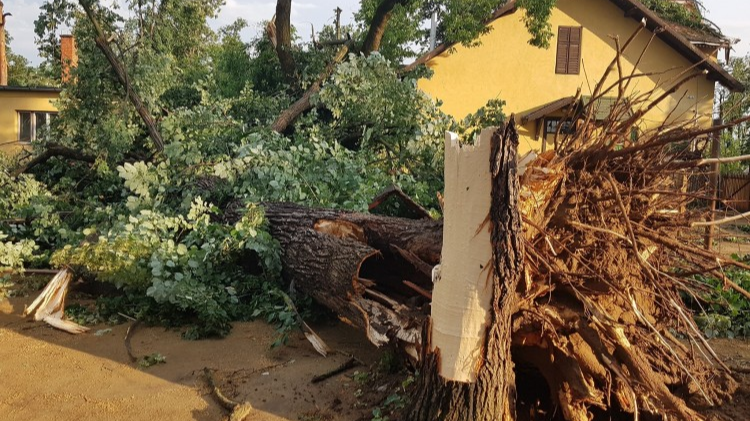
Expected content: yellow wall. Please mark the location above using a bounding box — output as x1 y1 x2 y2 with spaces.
418 0 717 154
0 90 60 156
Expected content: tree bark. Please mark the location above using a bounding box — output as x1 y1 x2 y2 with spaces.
272 45 349 133
256 202 441 349
12 144 96 177
79 0 164 152
274 0 297 87
361 0 408 55
409 123 523 420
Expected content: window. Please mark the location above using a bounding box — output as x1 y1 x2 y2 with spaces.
18 111 57 144
556 26 582 75
545 118 574 135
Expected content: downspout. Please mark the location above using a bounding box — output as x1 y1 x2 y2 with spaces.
429 11 437 50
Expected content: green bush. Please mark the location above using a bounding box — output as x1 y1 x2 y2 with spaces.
691 256 750 338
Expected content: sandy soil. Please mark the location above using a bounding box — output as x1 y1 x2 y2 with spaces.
3 280 750 421
0 293 386 421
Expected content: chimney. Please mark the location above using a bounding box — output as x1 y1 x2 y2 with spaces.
0 1 8 86
60 34 77 83
429 11 437 50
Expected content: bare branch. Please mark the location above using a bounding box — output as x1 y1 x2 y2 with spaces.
12 144 96 177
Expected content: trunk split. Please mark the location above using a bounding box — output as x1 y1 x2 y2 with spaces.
409 123 523 420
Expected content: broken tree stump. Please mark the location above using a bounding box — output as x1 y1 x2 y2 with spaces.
409 123 523 421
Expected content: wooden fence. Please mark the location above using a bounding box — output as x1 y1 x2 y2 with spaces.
687 171 750 212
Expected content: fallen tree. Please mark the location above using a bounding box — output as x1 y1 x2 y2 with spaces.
24 108 747 419
225 110 748 419
14 3 747 416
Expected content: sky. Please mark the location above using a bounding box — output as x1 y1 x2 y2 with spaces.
2 0 749 65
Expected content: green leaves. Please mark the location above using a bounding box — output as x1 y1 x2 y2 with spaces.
118 162 163 200
690 259 750 338
517 0 557 48
640 0 715 35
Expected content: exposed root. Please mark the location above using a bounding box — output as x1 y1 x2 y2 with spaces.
505 66 744 418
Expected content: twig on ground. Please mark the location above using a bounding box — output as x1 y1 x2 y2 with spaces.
124 320 142 363
202 368 255 421
311 357 360 383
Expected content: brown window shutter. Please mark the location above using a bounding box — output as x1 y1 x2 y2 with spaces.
567 27 582 74
556 27 571 74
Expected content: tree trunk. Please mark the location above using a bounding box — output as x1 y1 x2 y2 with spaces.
258 202 441 351
274 0 297 87
408 123 522 420
361 0 409 55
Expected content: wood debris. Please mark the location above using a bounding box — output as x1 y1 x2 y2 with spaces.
23 269 89 334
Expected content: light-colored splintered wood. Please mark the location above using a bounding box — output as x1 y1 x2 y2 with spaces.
24 269 90 334
430 129 495 383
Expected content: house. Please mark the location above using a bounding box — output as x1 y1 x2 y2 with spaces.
0 35 77 156
411 0 744 154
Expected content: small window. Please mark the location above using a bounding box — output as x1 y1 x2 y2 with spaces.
17 111 57 144
19 112 33 143
556 26 582 75
545 118 574 135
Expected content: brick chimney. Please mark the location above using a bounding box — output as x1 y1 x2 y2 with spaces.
60 34 77 83
0 1 8 86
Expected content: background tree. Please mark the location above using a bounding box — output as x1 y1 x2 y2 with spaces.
718 56 750 173
4 31 56 86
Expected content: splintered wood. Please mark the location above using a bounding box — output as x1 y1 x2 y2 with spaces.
24 269 89 334
430 130 563 383
430 130 494 383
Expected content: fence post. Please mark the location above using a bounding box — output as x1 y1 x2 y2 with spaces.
704 118 722 250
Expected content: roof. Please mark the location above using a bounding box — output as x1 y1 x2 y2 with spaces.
521 96 577 124
407 0 744 92
668 23 729 47
0 86 62 93
520 95 633 124
607 0 743 91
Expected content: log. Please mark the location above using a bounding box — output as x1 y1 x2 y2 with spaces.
259 202 442 353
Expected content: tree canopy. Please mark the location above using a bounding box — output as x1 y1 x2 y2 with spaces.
1 0 738 340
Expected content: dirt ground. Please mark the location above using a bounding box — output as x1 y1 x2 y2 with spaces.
2 278 750 421
0 291 396 421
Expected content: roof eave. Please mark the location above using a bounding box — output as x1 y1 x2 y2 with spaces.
609 0 744 92
0 86 62 93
